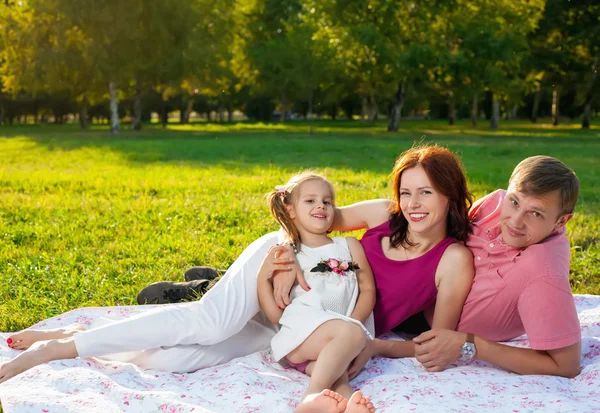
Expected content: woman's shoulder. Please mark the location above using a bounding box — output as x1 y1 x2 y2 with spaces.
438 241 474 269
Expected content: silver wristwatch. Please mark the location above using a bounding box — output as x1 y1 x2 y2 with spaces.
460 333 476 359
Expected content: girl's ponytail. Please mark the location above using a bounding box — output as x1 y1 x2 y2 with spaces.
267 187 301 248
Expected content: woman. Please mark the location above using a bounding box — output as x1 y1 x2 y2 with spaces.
0 144 474 384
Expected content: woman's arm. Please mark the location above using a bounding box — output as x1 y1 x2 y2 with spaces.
331 199 392 232
346 237 376 324
429 243 475 330
372 243 474 360
257 246 293 324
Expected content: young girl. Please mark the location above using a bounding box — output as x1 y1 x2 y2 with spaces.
257 171 377 413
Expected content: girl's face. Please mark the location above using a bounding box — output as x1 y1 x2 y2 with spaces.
399 164 449 237
287 179 335 237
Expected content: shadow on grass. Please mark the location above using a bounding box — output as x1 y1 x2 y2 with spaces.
2 120 600 199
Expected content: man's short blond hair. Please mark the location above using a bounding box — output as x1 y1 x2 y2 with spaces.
509 156 579 215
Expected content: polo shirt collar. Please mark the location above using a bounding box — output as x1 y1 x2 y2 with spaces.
486 223 523 261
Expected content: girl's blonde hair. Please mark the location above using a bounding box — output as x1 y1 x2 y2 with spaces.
267 171 336 248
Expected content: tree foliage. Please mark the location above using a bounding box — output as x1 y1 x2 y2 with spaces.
0 0 597 130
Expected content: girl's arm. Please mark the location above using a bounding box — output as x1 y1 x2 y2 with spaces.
332 200 392 232
257 246 292 324
346 237 376 324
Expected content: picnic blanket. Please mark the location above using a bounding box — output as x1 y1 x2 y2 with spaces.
1 294 599 413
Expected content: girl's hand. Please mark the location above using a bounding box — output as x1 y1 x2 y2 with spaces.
257 245 294 282
272 245 310 309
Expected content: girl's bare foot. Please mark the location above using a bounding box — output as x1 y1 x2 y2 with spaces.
6 324 85 351
345 391 376 413
295 389 348 413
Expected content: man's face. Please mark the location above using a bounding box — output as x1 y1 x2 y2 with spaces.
499 186 572 249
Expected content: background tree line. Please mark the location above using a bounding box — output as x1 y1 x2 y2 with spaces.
0 0 598 133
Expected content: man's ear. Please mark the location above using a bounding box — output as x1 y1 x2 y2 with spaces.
555 213 574 230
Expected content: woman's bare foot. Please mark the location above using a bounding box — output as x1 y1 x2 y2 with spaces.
295 389 348 413
0 339 56 384
6 324 85 351
345 391 376 413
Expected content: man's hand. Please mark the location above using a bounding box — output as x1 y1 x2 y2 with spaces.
348 338 375 380
271 244 310 309
413 329 466 372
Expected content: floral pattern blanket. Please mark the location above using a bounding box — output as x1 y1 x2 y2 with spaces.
1 294 600 413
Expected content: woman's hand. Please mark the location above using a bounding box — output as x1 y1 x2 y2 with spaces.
257 245 295 282
271 244 310 309
348 338 376 379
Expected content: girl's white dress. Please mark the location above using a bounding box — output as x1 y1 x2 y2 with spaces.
270 237 375 362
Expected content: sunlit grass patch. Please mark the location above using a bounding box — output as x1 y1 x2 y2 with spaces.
0 120 598 331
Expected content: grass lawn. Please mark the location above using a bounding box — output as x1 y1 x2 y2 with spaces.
0 119 599 332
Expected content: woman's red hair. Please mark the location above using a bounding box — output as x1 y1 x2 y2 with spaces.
389 144 474 247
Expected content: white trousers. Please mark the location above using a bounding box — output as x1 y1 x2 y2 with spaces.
73 231 281 373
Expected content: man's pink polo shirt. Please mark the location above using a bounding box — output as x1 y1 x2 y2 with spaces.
457 190 581 350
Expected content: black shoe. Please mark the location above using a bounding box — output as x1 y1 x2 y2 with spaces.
184 266 225 282
136 279 212 305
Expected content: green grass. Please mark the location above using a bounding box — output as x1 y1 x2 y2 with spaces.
0 119 599 332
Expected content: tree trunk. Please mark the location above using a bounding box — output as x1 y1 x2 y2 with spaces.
308 91 314 135
582 58 598 129
228 105 233 123
361 93 368 123
448 94 456 126
387 82 404 132
471 92 478 128
490 93 500 129
552 86 559 126
511 104 518 119
582 102 592 129
531 87 541 123
79 96 89 129
132 83 142 130
218 106 224 123
109 81 120 134
183 96 194 124
280 92 286 123
369 91 378 124
0 103 5 126
161 96 168 128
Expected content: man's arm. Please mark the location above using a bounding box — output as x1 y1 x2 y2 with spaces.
476 337 581 378
413 329 580 378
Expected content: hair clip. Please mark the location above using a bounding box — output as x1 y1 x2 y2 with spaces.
275 185 287 196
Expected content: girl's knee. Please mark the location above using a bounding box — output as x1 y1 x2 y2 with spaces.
338 322 367 347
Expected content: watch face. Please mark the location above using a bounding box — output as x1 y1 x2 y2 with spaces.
461 342 476 359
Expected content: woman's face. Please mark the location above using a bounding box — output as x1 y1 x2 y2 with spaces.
399 164 450 237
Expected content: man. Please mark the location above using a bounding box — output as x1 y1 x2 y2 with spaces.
138 156 581 378
410 155 581 377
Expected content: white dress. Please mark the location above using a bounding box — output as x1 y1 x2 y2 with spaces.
270 237 375 362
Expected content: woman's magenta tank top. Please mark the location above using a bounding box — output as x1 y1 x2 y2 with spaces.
359 220 456 336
